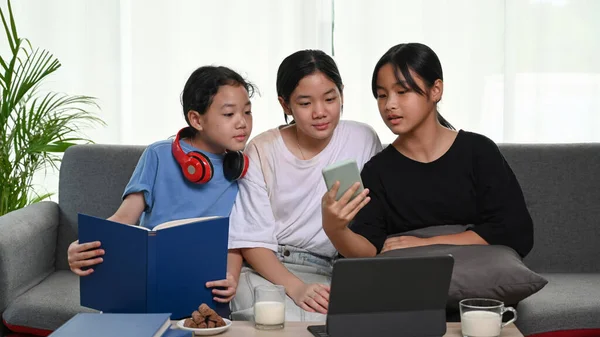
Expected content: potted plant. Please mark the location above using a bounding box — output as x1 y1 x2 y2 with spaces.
0 0 105 216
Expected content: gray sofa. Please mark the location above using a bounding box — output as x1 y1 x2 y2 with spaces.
1 143 599 336
0 145 145 336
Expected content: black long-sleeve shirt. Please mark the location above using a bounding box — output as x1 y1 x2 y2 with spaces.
349 130 534 257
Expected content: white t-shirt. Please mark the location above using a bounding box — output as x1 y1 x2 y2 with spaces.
228 120 383 258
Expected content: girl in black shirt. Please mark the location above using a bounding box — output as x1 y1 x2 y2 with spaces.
322 43 533 258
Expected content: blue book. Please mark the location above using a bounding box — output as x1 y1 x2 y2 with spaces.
162 328 193 337
49 313 171 337
78 214 230 319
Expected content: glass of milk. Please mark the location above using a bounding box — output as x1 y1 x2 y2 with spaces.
254 285 285 330
460 298 517 337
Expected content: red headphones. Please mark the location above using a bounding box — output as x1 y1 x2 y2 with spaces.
171 128 249 183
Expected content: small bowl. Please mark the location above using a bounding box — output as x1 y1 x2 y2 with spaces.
175 318 232 336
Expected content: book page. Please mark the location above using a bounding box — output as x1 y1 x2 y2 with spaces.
109 219 150 231
153 216 224 231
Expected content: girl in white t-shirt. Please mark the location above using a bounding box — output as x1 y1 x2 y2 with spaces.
228 50 383 321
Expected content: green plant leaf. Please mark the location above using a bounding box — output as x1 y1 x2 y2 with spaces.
7 0 18 48
0 0 105 216
0 2 15 53
37 142 77 153
29 192 53 204
0 56 8 71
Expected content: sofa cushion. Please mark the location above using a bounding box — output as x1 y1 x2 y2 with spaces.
2 270 97 335
382 225 547 309
380 244 547 309
516 273 600 337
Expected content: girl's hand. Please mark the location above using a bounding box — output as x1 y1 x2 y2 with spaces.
322 181 370 234
289 282 330 314
381 236 432 253
67 240 104 276
206 272 238 303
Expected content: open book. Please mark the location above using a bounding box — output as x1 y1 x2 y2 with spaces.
137 216 223 231
78 213 229 319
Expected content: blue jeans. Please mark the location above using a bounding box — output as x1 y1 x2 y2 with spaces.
231 245 334 322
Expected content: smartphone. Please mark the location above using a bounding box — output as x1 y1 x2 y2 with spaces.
322 159 364 201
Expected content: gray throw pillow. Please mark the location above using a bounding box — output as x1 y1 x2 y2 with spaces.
379 226 548 309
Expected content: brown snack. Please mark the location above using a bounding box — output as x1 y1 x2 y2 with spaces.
183 318 197 328
191 310 204 324
207 313 226 326
193 303 226 329
198 303 215 318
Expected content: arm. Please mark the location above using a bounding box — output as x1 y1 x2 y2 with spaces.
470 137 534 257
382 137 532 255
427 231 488 245
324 124 384 257
69 147 157 275
205 249 244 303
228 143 329 313
326 226 377 258
241 248 304 296
106 192 145 225
241 247 330 314
380 138 530 253
323 162 389 257
227 249 243 284
68 192 146 275
322 181 377 257
380 230 488 253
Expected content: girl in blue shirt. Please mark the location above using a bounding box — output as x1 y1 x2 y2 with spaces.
67 65 256 305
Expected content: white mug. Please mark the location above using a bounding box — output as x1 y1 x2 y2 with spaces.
460 298 517 337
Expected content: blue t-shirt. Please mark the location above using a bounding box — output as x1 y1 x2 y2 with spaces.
123 139 239 229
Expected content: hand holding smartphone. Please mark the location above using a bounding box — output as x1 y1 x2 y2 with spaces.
321 159 364 201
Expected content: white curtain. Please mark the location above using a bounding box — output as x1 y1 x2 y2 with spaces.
5 0 600 198
12 0 334 146
334 0 600 145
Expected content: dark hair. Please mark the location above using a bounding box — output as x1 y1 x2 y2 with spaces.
181 65 256 126
276 50 343 124
371 43 454 130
